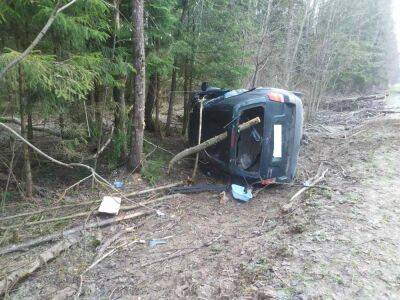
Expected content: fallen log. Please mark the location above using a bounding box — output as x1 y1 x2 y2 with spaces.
0 182 184 222
0 211 150 256
168 117 261 172
0 234 81 297
1 194 183 230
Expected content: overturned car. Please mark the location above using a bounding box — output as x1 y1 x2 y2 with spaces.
188 85 303 184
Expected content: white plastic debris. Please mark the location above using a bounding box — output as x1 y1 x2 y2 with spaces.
98 196 121 215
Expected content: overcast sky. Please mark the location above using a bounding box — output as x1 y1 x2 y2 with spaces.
393 0 400 54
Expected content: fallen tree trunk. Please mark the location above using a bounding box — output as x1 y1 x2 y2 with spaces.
1 182 184 222
168 117 261 172
1 194 182 230
0 234 81 297
0 211 150 256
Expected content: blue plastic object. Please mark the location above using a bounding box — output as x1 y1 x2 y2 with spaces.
113 180 124 189
231 184 253 202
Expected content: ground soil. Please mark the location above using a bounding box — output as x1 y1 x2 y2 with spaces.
1 93 400 299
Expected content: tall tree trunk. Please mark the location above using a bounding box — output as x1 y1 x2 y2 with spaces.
112 0 127 160
93 83 103 138
284 1 295 88
18 65 33 198
181 60 190 136
286 1 310 89
154 74 162 138
144 73 157 131
250 0 272 89
27 109 33 140
128 0 146 170
165 1 188 136
59 113 65 138
113 81 128 160
165 65 177 136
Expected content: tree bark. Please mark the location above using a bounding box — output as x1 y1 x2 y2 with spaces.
284 1 295 88
181 60 190 136
18 65 33 198
144 73 158 131
129 0 146 170
250 0 272 89
154 74 162 138
286 1 310 88
27 101 33 141
165 65 177 136
94 83 103 137
165 1 188 136
113 84 128 159
59 113 65 138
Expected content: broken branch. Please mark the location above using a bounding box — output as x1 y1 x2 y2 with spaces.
281 168 329 213
0 0 79 81
0 234 81 296
191 98 205 180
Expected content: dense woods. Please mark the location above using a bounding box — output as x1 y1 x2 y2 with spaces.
0 0 399 198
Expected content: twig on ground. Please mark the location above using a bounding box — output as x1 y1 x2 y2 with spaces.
1 183 182 222
0 194 183 230
281 168 329 214
140 234 222 268
76 238 144 299
0 211 151 256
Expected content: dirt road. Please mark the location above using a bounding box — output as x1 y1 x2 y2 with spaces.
7 94 400 299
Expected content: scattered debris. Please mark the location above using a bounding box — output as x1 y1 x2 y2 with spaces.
141 235 222 268
98 196 121 215
0 194 183 230
170 183 227 194
219 191 229 205
149 237 172 248
113 180 124 189
231 184 253 202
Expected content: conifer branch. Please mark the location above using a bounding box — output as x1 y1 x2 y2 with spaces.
0 0 79 81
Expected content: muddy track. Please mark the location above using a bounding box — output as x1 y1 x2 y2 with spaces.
6 95 400 299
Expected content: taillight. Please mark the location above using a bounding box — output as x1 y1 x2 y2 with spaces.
267 92 284 103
